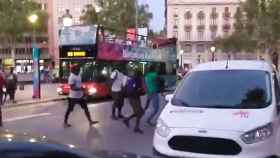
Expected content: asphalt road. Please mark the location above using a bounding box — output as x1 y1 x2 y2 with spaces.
1 96 166 157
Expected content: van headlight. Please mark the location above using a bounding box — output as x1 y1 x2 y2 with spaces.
88 88 97 95
156 119 171 138
241 123 273 144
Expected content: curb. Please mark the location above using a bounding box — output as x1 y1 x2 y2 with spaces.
2 97 67 109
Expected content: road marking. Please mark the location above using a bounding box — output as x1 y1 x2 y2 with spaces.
88 102 111 108
4 113 52 122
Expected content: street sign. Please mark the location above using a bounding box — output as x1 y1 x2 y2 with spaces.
32 46 41 99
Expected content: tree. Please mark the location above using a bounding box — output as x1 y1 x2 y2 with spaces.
215 0 280 56
80 0 153 36
0 0 48 64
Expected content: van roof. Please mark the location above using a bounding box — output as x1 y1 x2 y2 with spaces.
191 60 273 72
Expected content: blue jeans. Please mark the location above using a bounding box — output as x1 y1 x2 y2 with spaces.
145 92 160 123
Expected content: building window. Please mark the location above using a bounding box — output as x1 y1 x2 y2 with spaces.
174 19 178 26
198 31 204 41
197 11 205 25
184 11 192 25
184 44 192 53
41 3 47 10
174 8 178 19
210 8 218 25
173 31 178 38
197 44 205 53
223 7 231 21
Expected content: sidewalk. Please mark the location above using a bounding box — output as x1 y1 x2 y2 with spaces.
3 83 67 108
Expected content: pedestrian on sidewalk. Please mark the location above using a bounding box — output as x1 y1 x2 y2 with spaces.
110 68 127 120
144 65 160 126
0 67 5 127
0 67 5 105
123 70 145 134
64 65 98 127
6 67 17 104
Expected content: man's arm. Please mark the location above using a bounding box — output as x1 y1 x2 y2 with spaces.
70 84 82 91
69 76 81 91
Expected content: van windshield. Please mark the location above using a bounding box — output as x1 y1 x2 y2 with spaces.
173 70 272 109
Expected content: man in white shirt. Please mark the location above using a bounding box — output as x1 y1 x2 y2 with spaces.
64 65 98 127
110 69 127 120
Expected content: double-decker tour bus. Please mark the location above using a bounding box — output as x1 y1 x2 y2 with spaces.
57 25 177 98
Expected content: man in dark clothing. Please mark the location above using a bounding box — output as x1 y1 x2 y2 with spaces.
0 68 5 105
123 71 144 134
6 67 17 103
64 65 98 127
272 51 279 70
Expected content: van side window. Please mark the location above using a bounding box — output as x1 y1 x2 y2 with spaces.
274 74 280 104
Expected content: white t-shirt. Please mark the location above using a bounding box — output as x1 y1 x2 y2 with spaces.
110 70 127 92
68 73 83 98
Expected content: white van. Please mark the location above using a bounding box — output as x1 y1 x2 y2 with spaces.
153 60 280 158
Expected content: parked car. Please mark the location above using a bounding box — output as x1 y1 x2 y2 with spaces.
0 129 153 158
153 60 280 158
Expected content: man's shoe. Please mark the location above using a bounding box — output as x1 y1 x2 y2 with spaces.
134 128 144 134
64 123 72 128
147 121 156 127
111 115 118 120
123 119 130 128
89 121 99 126
118 115 125 119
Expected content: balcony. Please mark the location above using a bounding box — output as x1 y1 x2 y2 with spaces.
197 25 205 31
184 25 192 32
210 24 218 31
223 24 231 32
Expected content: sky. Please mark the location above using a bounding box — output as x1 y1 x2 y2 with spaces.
138 0 165 32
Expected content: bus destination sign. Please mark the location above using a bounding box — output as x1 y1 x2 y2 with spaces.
59 45 97 58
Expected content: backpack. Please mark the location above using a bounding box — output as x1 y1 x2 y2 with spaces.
126 77 138 96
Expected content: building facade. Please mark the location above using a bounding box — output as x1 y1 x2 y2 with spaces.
166 0 243 68
0 0 50 73
49 0 97 67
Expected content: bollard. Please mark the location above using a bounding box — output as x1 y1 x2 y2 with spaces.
0 106 2 127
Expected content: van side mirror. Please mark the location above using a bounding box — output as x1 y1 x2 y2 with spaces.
165 94 174 102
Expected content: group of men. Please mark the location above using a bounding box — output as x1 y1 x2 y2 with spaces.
63 64 162 134
0 67 18 105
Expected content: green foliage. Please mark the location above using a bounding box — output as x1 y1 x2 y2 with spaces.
0 0 48 46
215 0 280 54
80 0 153 35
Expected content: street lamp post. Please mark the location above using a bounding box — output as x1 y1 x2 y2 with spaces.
210 46 216 61
135 0 138 45
28 14 41 99
58 10 73 81
62 9 73 27
180 50 184 68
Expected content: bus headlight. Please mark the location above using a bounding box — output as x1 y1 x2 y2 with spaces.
156 119 171 138
57 87 62 93
88 88 97 95
241 123 273 144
